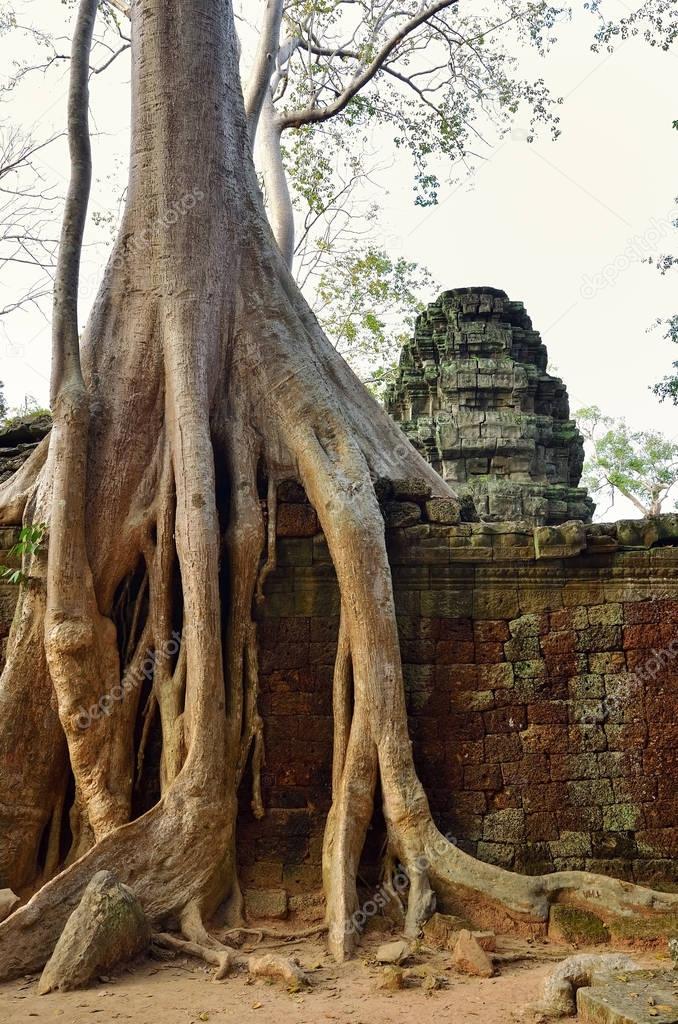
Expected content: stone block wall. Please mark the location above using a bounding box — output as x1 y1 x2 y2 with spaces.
239 507 678 901
2 508 677 904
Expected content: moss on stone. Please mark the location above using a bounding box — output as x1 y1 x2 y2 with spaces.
608 911 678 941
549 905 610 944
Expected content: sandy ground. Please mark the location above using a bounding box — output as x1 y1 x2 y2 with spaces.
4 930 658 1024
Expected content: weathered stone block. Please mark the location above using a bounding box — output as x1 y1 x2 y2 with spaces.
276 503 318 538
508 612 548 637
245 887 289 920
505 634 541 661
575 625 622 653
383 500 422 528
481 662 514 689
602 804 644 832
391 477 432 501
476 841 515 868
482 808 525 843
484 733 523 762
588 603 623 626
567 779 615 806
425 498 460 525
549 905 609 945
534 521 586 559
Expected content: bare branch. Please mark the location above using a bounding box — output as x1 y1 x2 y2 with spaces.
276 0 459 131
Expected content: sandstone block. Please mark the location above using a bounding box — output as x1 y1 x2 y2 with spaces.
245 887 288 920
424 497 460 525
452 930 494 977
383 500 422 528
534 521 586 559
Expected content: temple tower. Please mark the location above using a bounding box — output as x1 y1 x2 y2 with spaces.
385 286 594 524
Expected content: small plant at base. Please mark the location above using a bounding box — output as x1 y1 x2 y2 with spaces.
0 523 48 585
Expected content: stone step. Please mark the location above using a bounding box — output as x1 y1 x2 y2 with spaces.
577 969 678 1024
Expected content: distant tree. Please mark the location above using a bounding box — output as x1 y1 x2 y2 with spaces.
308 245 436 392
0 381 6 421
577 405 678 517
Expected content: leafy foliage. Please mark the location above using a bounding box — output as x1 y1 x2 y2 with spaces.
588 0 678 52
577 405 678 516
272 1 567 207
248 0 572 384
310 244 437 393
0 522 47 585
0 381 6 421
585 3 677 406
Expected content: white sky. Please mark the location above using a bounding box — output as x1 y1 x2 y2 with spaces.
0 1 676 520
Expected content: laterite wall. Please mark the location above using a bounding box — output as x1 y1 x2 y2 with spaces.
239 499 678 908
2 502 677 914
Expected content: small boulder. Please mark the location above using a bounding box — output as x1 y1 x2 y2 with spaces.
452 929 494 978
404 964 444 991
422 912 469 950
0 888 19 923
248 953 307 990
376 966 405 991
38 871 150 994
375 939 410 964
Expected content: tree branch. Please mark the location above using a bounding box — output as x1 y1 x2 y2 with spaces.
276 0 458 131
105 0 130 17
244 0 285 141
50 0 96 401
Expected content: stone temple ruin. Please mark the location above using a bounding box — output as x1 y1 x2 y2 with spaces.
1 287 677 925
385 286 595 525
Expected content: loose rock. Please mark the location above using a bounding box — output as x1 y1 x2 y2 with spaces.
375 939 410 964
376 966 405 991
452 929 494 978
0 889 19 923
422 912 469 950
248 953 308 990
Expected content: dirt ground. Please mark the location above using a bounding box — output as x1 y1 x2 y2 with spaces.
0 930 668 1024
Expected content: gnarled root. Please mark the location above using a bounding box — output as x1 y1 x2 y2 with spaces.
0 434 48 526
0 779 237 980
153 931 237 980
537 953 640 1017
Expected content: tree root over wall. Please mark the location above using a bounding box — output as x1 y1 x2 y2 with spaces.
0 0 676 983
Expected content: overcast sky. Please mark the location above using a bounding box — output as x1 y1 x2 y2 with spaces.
0 1 676 518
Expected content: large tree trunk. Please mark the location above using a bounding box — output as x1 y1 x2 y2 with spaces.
0 0 676 979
